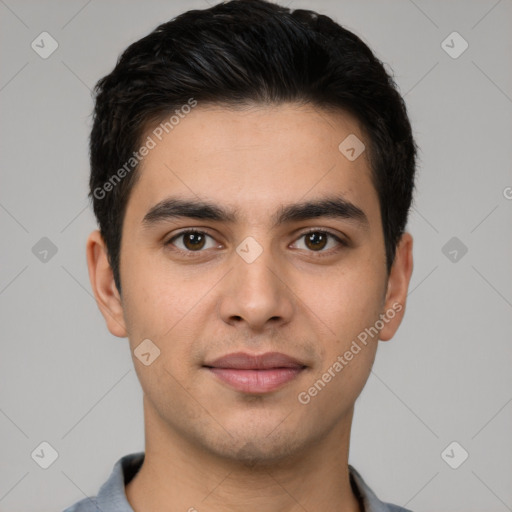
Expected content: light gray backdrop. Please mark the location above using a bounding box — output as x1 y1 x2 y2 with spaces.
1 1 511 511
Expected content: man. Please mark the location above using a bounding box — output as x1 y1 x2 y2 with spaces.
64 0 416 510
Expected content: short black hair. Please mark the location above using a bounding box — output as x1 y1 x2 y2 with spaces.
89 0 417 293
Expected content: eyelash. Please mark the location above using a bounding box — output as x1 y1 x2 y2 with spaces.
165 228 348 257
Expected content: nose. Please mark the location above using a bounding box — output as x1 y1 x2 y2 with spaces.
217 240 294 332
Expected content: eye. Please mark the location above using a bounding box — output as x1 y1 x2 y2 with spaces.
165 229 346 255
292 230 345 252
166 230 218 252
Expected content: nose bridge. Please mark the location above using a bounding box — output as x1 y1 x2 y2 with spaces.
218 235 293 329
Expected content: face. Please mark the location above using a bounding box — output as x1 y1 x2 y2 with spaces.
88 103 412 466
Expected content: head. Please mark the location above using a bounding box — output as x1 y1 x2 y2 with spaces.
87 0 415 466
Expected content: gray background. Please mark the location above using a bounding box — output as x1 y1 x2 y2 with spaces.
1 0 511 510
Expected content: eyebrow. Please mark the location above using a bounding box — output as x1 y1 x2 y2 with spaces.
141 196 369 230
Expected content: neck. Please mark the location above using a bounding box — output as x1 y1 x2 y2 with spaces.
126 397 362 512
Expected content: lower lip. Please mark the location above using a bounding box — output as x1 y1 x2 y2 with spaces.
207 367 304 393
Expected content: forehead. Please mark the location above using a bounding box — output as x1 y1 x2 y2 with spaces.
125 103 379 225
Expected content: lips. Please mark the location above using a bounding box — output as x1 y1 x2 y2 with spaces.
203 352 307 393
204 351 306 370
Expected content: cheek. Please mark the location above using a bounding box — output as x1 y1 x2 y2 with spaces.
121 252 188 336
120 261 210 382
300 265 386 340
328 345 377 407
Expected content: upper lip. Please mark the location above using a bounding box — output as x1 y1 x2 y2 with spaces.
203 351 306 370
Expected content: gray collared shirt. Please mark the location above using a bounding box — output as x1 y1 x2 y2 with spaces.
63 452 413 512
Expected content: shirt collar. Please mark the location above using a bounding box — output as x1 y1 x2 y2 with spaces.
93 452 410 512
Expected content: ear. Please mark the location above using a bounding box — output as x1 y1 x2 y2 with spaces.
379 232 413 341
86 230 127 338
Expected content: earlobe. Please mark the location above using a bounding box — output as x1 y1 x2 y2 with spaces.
86 230 127 338
379 232 414 342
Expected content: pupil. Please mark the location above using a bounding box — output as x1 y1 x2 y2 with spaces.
306 232 327 251
185 233 205 250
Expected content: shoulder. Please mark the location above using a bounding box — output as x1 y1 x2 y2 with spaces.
348 465 414 512
61 452 144 512
383 504 414 512
62 497 102 512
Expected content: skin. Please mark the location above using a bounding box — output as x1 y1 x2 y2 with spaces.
87 103 413 512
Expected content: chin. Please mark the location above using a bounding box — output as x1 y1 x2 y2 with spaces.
199 423 313 469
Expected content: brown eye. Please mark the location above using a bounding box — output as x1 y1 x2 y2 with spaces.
292 230 345 253
304 232 328 251
167 230 217 252
182 232 206 250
